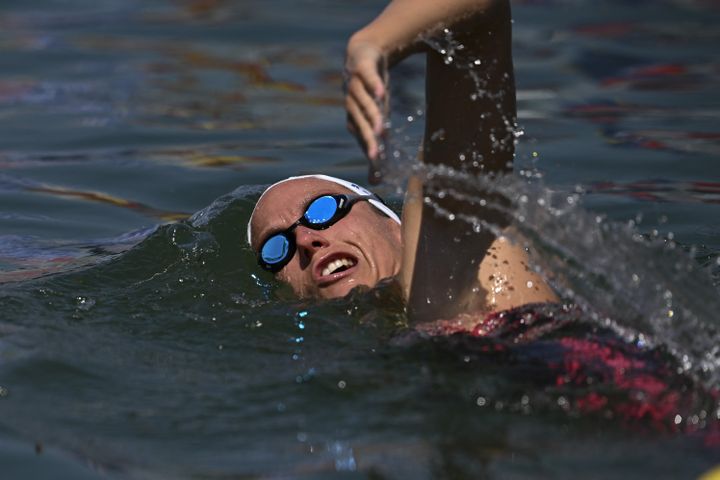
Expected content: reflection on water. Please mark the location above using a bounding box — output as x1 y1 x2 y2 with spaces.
0 0 719 477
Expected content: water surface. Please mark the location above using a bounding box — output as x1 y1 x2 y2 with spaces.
1 0 719 478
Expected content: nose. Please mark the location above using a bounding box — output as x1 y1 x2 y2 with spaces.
295 226 330 267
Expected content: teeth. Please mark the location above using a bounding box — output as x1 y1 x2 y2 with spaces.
321 258 355 277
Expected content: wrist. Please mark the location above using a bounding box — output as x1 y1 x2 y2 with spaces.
347 30 388 59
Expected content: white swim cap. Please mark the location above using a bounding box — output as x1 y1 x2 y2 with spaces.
246 174 401 246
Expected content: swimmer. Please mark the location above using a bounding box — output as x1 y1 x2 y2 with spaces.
248 0 558 323
248 0 720 443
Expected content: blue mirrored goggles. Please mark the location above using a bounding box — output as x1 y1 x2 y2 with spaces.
258 193 381 272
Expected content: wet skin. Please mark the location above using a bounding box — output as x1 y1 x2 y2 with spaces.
250 178 402 299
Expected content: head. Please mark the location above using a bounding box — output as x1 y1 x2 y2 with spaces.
248 175 402 299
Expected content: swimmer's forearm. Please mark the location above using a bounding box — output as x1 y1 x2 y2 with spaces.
405 0 516 321
345 0 503 169
349 0 498 63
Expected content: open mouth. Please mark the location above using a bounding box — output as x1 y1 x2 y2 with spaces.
315 253 358 285
321 257 355 276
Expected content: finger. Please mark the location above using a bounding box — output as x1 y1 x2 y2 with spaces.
368 162 382 185
355 58 386 100
347 99 377 160
348 77 383 134
346 118 357 135
346 97 378 162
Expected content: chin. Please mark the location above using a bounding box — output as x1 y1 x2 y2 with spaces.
320 278 372 299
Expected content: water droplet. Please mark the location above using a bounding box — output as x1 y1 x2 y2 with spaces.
337 380 346 389
476 396 486 406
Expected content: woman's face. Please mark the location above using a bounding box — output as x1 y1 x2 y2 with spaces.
250 178 402 299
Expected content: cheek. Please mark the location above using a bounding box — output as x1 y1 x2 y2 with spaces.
352 220 401 276
278 263 311 296
277 267 299 293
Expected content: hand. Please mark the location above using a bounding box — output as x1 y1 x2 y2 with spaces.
344 38 389 183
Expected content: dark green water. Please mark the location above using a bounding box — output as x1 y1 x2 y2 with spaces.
1 0 719 478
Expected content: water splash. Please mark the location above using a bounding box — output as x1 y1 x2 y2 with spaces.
374 24 720 390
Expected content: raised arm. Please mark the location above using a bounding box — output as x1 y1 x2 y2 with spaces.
345 0 499 168
346 0 556 323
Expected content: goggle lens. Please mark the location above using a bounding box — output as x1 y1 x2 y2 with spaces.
261 234 291 265
303 195 338 225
